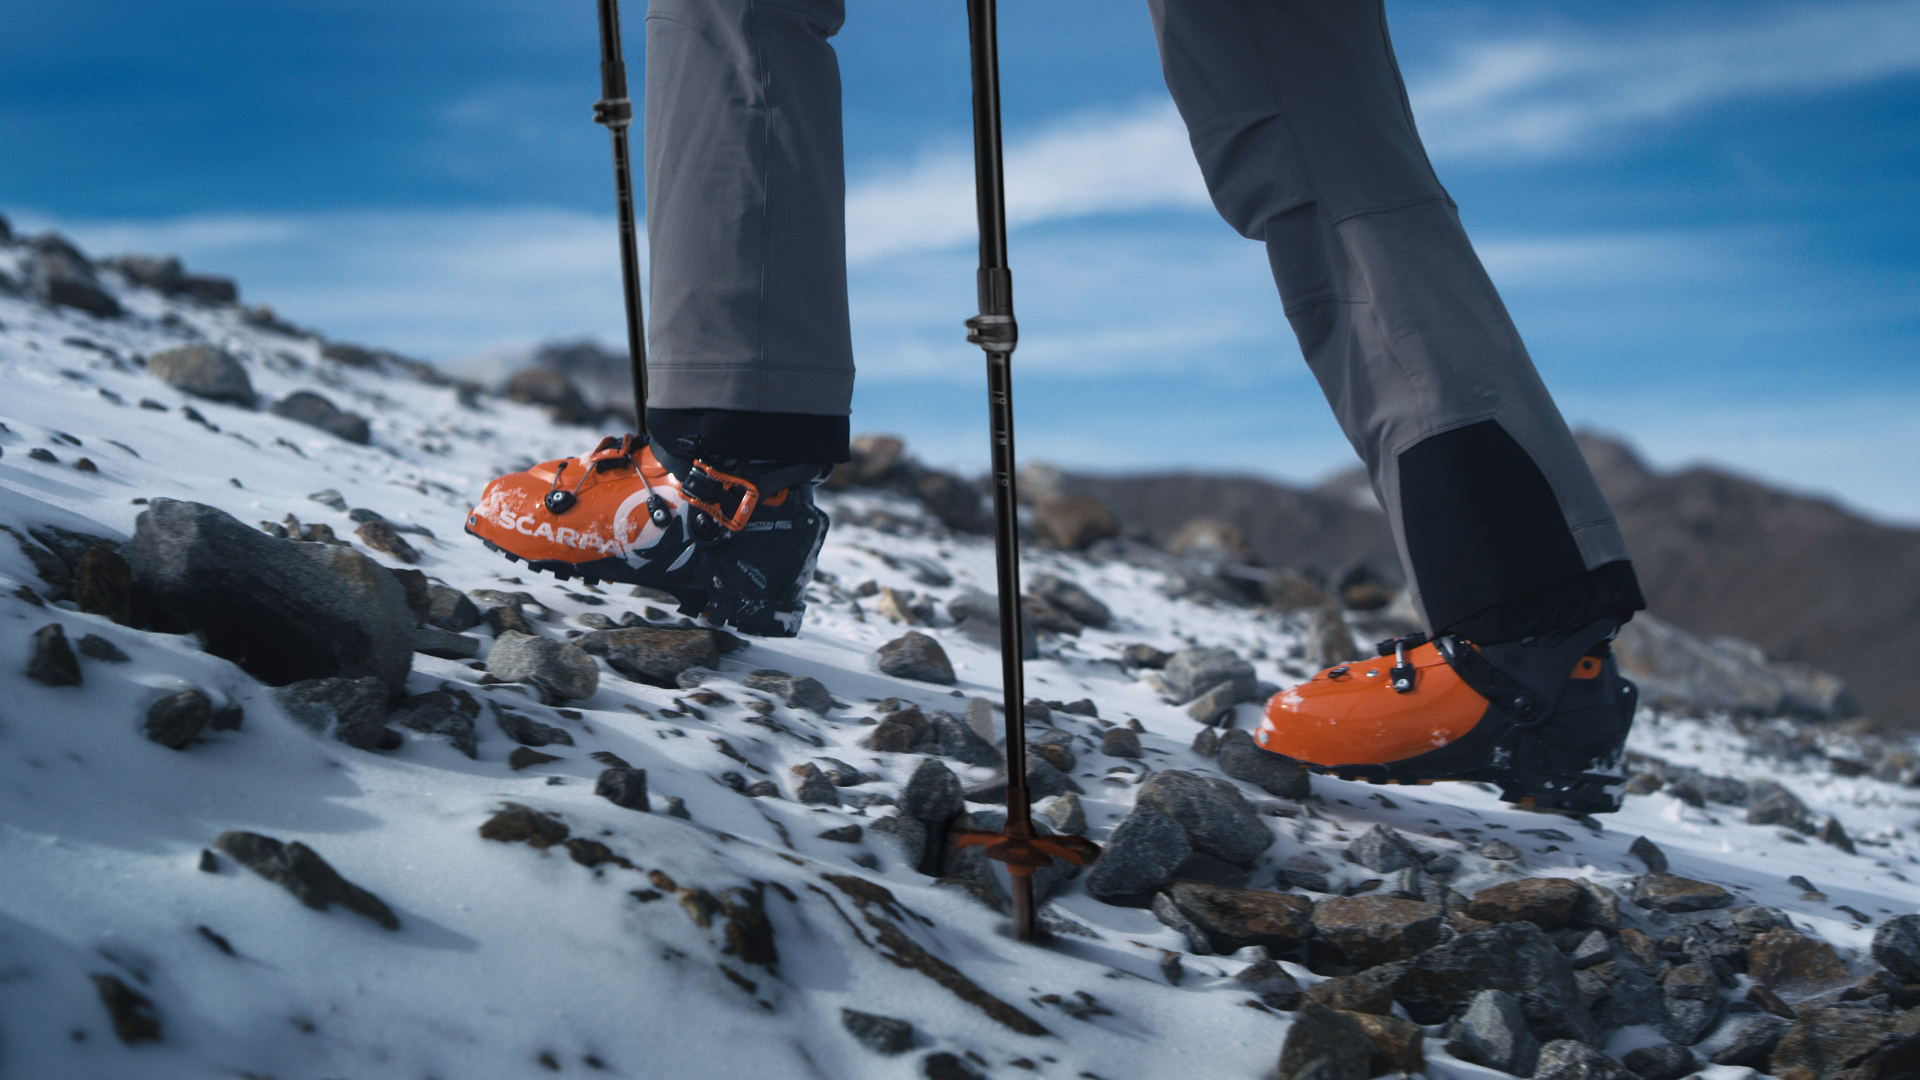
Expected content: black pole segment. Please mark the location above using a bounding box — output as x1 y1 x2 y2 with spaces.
963 0 1038 941
594 0 649 436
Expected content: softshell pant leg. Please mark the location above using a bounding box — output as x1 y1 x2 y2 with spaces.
643 0 854 459
1146 0 1641 640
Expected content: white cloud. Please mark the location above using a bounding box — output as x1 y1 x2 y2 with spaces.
1411 0 1920 156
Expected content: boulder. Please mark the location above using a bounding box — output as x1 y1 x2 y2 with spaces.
147 344 255 407
1748 927 1853 1001
789 763 839 806
275 677 400 751
1661 962 1724 1044
1394 920 1599 1045
1101 726 1143 759
502 368 599 425
1025 573 1111 629
1135 769 1273 863
486 631 598 701
743 670 834 715
1531 1040 1631 1080
1084 808 1190 903
1467 878 1582 930
1698 1012 1790 1069
1032 494 1118 551
388 690 477 757
1455 989 1541 1077
928 709 1000 767
596 767 650 812
144 687 213 749
214 831 397 929
576 626 721 686
1306 964 1405 1015
1746 780 1812 831
1873 914 1920 981
1347 1011 1425 1077
1276 1002 1370 1080
867 815 927 872
1214 728 1309 798
841 1008 913 1056
74 544 136 626
425 585 482 631
1620 1044 1696 1080
875 631 955 685
125 500 414 693
26 623 81 686
1312 895 1443 968
270 391 370 443
412 625 480 660
1768 1005 1920 1080
1632 872 1734 913
863 707 936 754
1344 823 1423 874
27 234 120 317
1160 647 1257 704
1159 881 1312 954
490 702 573 748
900 758 964 824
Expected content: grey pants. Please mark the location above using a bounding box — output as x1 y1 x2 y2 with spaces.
645 0 1638 636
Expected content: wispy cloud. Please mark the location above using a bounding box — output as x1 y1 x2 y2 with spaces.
1411 0 1920 156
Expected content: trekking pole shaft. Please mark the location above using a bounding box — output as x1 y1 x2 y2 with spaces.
964 0 1035 941
595 0 649 435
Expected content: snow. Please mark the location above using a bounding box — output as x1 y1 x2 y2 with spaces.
1 257 1916 1078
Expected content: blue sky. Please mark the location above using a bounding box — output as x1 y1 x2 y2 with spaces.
5 0 1918 522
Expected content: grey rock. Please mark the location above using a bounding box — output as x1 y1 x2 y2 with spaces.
1100 726 1143 758
486 631 598 701
1123 644 1172 669
76 633 129 663
1026 573 1111 629
490 702 573 748
1615 611 1858 720
1215 728 1309 798
1276 1001 1371 1080
309 488 349 512
412 625 480 660
1312 895 1443 968
577 626 721 687
1629 835 1669 874
876 631 956 685
841 1008 913 1056
1456 988 1541 1077
1662 971 1722 1044
1042 793 1087 837
1152 890 1214 954
1170 851 1253 888
1667 772 1750 808
1394 920 1600 1045
596 767 650 811
275 676 400 751
425 585 481 631
1874 915 1920 981
964 696 999 744
1632 872 1734 913
1479 838 1523 861
928 709 1001 767
1029 727 1077 770
1233 957 1305 1009
790 763 841 806
1592 961 1670 1030
1531 1039 1630 1080
144 687 213 749
353 519 419 564
1084 807 1190 903
1345 823 1422 874
1160 647 1256 704
1696 1012 1790 1069
743 670 834 714
125 500 415 693
1745 780 1811 831
388 691 477 757
1571 929 1612 969
1136 769 1273 863
214 831 397 929
868 815 927 872
863 705 935 754
147 344 254 407
814 757 866 787
949 586 1038 659
27 234 121 317
1184 680 1244 725
901 758 964 823
270 391 369 443
962 758 1085 804
921 1050 986 1080
819 824 863 843
26 623 81 686
1621 1043 1695 1080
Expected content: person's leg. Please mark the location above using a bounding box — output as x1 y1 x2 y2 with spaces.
644 0 854 466
1146 0 1641 643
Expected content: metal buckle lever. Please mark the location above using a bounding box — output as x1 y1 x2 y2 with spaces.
682 460 760 532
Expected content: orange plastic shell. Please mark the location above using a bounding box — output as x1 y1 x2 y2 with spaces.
1255 641 1488 767
467 441 683 564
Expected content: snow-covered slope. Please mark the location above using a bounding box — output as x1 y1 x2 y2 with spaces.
3 241 1919 1080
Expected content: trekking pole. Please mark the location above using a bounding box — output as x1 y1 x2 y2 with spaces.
592 0 649 435
948 0 1098 942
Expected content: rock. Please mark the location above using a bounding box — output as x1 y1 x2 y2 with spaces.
125 500 415 693
963 759 1085 804
1749 927 1852 1001
1030 727 1078 770
1276 1001 1371 1080
1184 681 1243 725
28 235 121 316
875 631 955 685
841 1008 913 1056
742 670 834 714
1667 773 1750 808
1629 835 1669 874
214 831 398 929
1746 780 1812 831
1305 603 1361 667
1394 920 1599 1044
1234 957 1305 1008
486 632 598 701
1042 793 1087 836
1698 1012 1791 1068
1032 493 1119 550
503 368 600 425
1456 988 1542 1077
900 758 964 824
388 690 477 757
1621 1043 1696 1080
1101 726 1143 758
270 390 370 443
1152 890 1214 953
1632 872 1734 913
1135 770 1273 863
147 344 254 407
1213 728 1310 798
1768 1005 1920 1080
1312 895 1443 968
1123 644 1172 669
275 677 400 751
1170 851 1252 888
144 687 213 749
425 585 481 632
1026 573 1111 629
1159 881 1312 954
922 1051 985 1080
868 816 927 871
490 702 573 748
577 626 721 687
26 623 82 686
1348 1011 1425 1077
1160 647 1257 704
928 709 1000 767
1467 878 1583 930
77 633 129 662
1571 929 1612 969
1340 824 1419 874
1817 816 1856 854
1532 1040 1631 1080
353 520 419 564
819 824 863 843
73 544 135 626
863 707 935 754
412 625 481 660
948 588 1039 660
596 767 650 811
1873 915 1920 980
790 763 840 806
1588 960 1669 1030
1479 838 1522 862
91 972 160 1045
1661 962 1724 1044
1084 808 1191 903
479 803 569 848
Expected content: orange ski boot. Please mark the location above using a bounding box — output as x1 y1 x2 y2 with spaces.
466 434 828 636
1254 619 1637 814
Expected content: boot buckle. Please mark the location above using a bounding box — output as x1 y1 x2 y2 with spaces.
682 459 760 532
